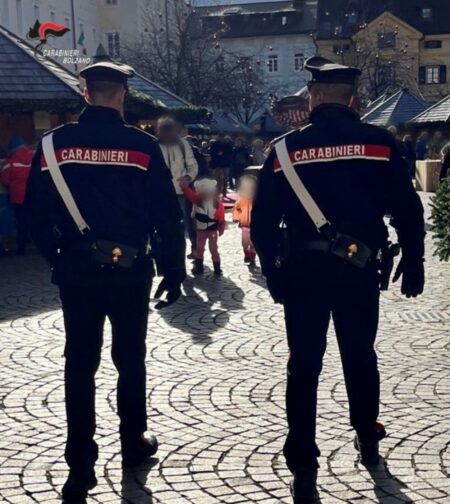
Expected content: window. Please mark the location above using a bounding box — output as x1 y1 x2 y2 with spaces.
420 65 447 84
424 40 442 49
378 31 396 49
421 8 432 19
281 16 287 26
294 53 304 71
16 0 23 34
107 32 121 58
267 55 279 73
426 66 440 83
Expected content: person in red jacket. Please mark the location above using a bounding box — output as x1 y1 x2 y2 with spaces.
179 177 225 276
0 136 33 254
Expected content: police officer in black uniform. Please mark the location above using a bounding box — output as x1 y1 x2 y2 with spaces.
25 58 186 502
251 57 425 503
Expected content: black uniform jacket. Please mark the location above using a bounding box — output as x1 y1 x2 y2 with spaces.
25 106 186 286
251 104 425 275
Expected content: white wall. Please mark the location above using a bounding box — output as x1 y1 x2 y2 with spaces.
219 34 316 96
96 0 182 57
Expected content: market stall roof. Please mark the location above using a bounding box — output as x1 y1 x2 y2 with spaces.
363 94 389 116
0 30 205 122
0 24 82 109
129 73 193 109
210 112 252 134
249 112 285 135
411 94 450 124
361 89 427 127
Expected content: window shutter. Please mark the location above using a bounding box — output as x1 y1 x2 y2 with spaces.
439 65 447 83
419 66 426 84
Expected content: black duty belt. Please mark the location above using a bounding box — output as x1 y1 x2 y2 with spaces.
61 241 150 269
297 240 331 254
297 238 380 269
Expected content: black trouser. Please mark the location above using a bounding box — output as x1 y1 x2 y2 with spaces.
283 255 380 471
178 194 197 251
13 203 28 254
60 279 151 471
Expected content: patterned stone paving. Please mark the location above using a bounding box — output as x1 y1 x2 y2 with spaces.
0 193 448 503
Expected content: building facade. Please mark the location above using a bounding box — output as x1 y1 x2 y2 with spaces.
0 0 100 58
197 1 318 98
0 0 182 64
316 0 450 103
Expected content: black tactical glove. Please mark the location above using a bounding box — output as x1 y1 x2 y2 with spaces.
154 278 182 310
265 270 286 305
392 257 425 298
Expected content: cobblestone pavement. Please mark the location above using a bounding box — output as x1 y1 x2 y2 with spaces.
0 194 449 504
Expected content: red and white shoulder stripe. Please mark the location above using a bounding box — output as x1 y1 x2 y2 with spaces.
274 144 391 171
40 147 151 171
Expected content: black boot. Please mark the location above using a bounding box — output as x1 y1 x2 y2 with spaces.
62 468 97 503
291 468 320 503
122 435 159 468
354 422 386 465
192 259 204 275
213 261 222 276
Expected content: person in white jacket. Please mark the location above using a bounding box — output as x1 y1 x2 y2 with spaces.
157 117 199 256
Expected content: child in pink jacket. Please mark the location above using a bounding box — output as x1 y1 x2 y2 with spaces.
180 178 225 276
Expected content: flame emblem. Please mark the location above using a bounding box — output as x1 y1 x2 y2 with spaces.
27 20 70 52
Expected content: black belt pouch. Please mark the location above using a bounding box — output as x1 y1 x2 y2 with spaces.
94 240 139 269
329 233 373 269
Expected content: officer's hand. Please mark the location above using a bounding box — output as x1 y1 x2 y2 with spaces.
154 278 182 310
392 257 425 298
266 272 286 305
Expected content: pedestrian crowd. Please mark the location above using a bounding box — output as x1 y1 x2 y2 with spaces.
1 122 449 265
0 119 270 272
0 122 450 266
387 126 450 180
